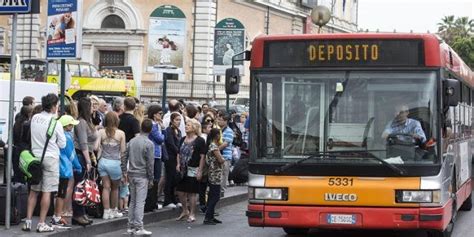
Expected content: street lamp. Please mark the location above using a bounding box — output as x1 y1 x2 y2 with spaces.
310 5 331 33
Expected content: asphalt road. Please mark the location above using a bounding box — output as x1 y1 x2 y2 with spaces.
100 197 474 237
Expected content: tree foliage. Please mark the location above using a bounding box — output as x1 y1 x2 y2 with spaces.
437 15 474 68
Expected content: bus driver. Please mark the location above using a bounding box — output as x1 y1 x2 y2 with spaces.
381 104 426 144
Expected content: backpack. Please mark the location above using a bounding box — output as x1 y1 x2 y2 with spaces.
228 122 243 148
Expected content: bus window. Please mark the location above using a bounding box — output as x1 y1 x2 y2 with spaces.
68 63 80 76
80 64 91 77
90 65 101 78
20 60 47 82
48 62 59 75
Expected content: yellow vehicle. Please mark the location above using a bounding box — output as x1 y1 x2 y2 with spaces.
20 59 137 100
0 54 21 80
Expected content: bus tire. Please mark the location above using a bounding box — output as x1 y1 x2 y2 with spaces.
460 194 472 211
428 174 458 237
282 228 309 235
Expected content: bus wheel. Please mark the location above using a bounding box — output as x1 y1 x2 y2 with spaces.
460 194 472 211
283 228 309 235
429 177 457 237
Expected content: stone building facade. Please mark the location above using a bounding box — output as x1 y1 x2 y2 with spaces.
0 0 358 102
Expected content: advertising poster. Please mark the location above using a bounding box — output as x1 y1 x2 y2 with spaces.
147 5 186 74
46 0 83 59
213 18 245 75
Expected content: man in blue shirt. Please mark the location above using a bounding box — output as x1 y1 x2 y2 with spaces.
217 111 234 196
382 104 426 144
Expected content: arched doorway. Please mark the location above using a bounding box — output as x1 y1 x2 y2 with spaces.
82 0 146 87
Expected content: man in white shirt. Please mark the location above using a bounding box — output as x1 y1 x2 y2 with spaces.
162 99 185 135
23 93 66 233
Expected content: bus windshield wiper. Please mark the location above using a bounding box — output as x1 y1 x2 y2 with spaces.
274 153 333 174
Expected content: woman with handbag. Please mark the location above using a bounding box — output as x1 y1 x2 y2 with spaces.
163 113 182 208
95 112 126 219
175 118 206 223
73 97 98 226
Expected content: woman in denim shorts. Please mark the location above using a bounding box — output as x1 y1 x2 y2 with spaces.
96 112 126 219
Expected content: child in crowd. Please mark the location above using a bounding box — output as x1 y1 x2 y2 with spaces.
119 177 130 214
52 115 82 227
122 119 155 235
203 128 225 225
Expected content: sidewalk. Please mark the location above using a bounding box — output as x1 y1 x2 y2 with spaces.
2 186 248 237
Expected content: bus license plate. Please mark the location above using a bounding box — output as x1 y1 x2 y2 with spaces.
327 214 356 224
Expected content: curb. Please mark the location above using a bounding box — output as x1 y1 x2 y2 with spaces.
48 191 248 237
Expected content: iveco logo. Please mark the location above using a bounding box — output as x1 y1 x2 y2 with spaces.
324 193 358 202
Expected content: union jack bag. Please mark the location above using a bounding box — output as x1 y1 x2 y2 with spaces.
73 170 101 206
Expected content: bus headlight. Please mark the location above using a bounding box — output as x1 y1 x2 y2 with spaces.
396 190 441 203
249 187 288 201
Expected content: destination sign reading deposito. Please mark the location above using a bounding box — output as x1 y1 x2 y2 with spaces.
264 39 424 67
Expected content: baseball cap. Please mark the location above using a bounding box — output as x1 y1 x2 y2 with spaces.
59 115 79 127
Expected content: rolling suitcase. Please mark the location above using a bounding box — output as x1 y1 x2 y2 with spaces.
0 183 28 225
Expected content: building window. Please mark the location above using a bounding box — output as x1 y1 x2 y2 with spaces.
99 50 125 69
101 15 126 29
300 0 318 8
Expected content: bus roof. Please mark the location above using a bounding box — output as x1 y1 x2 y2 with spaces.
250 33 473 86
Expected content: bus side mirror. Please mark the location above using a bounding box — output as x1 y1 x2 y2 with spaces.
225 68 240 94
443 79 460 107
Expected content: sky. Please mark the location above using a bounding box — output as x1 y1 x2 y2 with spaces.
357 0 474 33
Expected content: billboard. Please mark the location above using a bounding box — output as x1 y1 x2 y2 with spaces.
46 0 83 59
147 5 186 74
213 18 245 75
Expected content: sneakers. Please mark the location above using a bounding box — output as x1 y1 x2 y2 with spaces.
126 228 136 234
36 223 54 233
103 209 112 220
212 218 223 224
157 204 163 210
104 209 123 219
22 219 32 231
51 216 69 227
122 208 129 214
135 228 152 235
164 203 177 209
176 203 183 208
112 209 123 218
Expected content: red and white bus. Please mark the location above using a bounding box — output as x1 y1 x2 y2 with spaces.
245 33 473 237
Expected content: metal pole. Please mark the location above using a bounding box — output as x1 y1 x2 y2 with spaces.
162 73 167 113
5 13 18 230
226 94 230 112
60 59 66 115
213 76 217 101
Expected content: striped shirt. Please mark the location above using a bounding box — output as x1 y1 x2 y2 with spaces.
222 126 234 161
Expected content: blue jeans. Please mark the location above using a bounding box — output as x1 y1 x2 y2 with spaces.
205 184 221 220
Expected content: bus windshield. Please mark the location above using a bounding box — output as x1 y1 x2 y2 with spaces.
256 71 438 165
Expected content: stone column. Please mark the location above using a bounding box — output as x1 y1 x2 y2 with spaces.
128 44 144 89
292 16 304 34
0 27 5 54
8 14 41 59
192 0 216 83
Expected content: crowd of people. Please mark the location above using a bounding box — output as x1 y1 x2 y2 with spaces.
7 93 250 235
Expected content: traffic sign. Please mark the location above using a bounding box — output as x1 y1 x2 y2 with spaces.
0 0 31 14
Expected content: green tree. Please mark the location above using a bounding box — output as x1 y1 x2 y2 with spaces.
438 15 474 68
